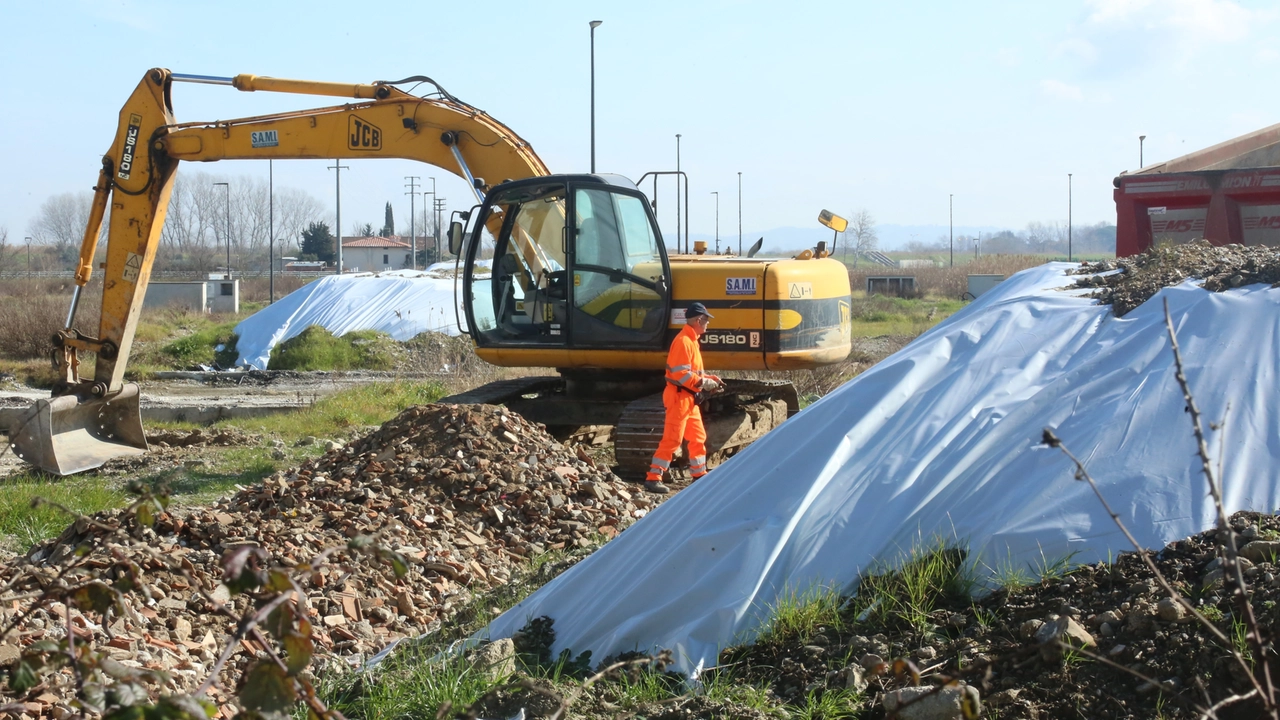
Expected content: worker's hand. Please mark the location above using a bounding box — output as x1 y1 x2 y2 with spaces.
707 374 723 385
700 377 721 392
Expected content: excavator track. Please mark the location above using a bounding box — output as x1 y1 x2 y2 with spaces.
438 376 562 406
612 379 799 482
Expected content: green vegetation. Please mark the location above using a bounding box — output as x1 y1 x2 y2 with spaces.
848 296 965 338
0 472 128 551
755 584 846 646
850 540 973 634
267 325 402 371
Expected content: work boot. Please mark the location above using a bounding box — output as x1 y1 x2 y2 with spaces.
691 473 707 483
643 480 670 494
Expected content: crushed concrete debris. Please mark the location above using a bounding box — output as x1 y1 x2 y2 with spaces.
1073 240 1280 316
0 403 650 706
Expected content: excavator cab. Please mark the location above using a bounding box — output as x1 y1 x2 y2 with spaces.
462 174 672 355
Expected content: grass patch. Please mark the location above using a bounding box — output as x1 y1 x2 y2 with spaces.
756 584 846 646
0 471 127 552
847 296 965 337
850 541 972 634
224 380 445 440
268 326 402 372
322 646 504 719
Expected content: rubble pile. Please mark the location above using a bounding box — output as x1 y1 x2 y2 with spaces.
1073 239 1280 316
0 403 654 711
722 511 1280 719
145 428 260 449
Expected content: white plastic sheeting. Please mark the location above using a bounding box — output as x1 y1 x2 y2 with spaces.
232 263 482 370
479 262 1280 675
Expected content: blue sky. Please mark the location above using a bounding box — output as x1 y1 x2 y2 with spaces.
2 0 1278 248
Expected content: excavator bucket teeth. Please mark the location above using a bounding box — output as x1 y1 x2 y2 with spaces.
9 384 147 476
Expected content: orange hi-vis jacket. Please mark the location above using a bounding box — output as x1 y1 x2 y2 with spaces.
665 324 706 394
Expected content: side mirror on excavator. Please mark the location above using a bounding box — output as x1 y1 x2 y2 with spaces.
448 221 465 256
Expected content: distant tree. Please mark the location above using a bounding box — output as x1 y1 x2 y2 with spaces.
300 221 336 263
355 222 374 238
381 203 394 237
841 209 878 264
0 228 14 275
29 192 95 264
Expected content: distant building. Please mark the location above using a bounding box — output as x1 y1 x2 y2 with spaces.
283 260 328 272
342 236 412 272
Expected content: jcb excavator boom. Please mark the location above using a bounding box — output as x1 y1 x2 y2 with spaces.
11 68 549 475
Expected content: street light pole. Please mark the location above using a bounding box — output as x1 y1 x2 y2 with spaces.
1139 135 1146 168
23 237 31 279
737 172 742 256
430 177 437 259
269 159 275 303
711 191 719 253
675 134 682 253
1068 173 1073 262
949 194 954 268
590 20 603 173
213 182 231 279
405 176 421 270
327 161 349 274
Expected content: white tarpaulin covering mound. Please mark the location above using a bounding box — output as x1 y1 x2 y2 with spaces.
232 263 482 369
480 261 1280 675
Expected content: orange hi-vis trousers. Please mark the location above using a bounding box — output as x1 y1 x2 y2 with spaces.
646 384 708 481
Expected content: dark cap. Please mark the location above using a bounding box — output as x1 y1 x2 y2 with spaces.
686 302 714 319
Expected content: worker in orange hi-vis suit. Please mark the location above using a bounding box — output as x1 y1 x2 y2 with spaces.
645 302 723 494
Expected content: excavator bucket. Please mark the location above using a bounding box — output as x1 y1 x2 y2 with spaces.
9 384 147 476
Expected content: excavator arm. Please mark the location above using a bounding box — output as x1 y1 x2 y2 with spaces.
11 68 550 475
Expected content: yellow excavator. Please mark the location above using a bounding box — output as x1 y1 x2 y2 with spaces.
10 68 852 478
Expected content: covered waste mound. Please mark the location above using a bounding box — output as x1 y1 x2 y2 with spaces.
481 259 1280 676
0 403 653 707
232 263 485 369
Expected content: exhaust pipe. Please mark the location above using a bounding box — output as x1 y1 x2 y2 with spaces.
9 384 147 476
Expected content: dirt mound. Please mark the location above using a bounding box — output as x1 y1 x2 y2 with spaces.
0 403 656 713
145 428 260 448
721 511 1280 719
1073 240 1280 316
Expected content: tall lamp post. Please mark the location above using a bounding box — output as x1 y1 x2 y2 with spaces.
212 182 231 278
328 161 349 274
589 20 603 173
711 191 720 253
737 172 742 256
23 237 31 278
1068 173 1073 262
268 159 275 303
405 175 421 270
949 193 954 267
429 176 437 259
675 133 682 253
1139 135 1146 168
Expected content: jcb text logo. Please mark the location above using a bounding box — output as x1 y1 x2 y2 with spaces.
348 116 381 150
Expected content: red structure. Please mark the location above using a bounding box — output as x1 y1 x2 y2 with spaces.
1114 123 1280 256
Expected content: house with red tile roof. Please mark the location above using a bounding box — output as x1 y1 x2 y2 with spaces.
341 236 412 272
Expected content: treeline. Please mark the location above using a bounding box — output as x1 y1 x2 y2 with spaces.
12 171 445 275
909 221 1116 256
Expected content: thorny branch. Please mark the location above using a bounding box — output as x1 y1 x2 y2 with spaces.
1039 297 1279 718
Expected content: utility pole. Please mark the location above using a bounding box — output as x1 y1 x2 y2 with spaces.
1139 135 1146 168
1068 173 1073 262
328 161 349 274
949 194 954 268
435 197 447 257
405 176 420 270
589 20 603 173
269 159 275 303
429 177 437 259
737 172 742 256
711 191 719 253
24 237 31 278
675 134 682 254
213 182 231 279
